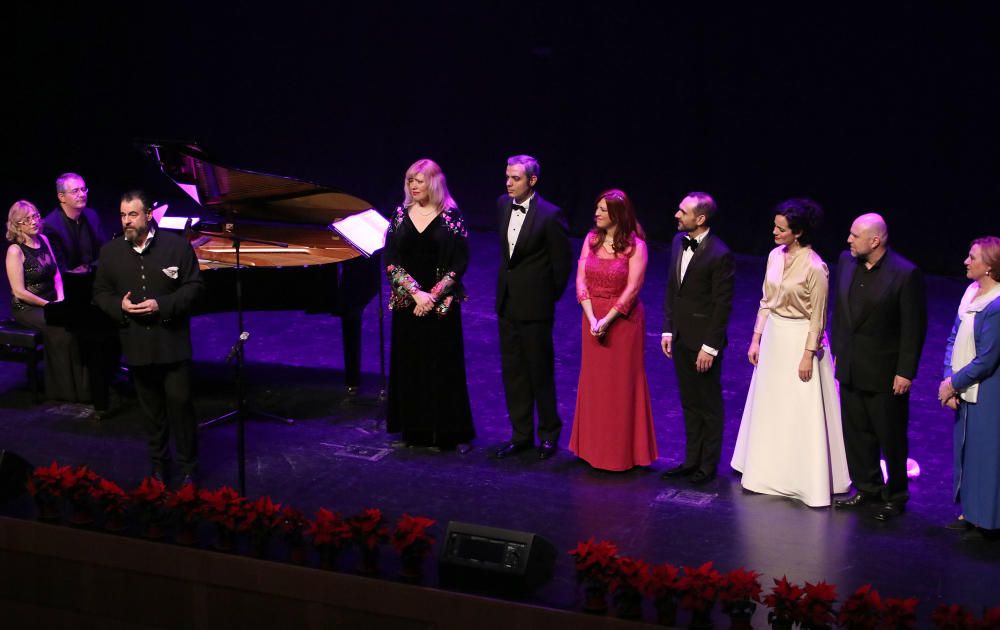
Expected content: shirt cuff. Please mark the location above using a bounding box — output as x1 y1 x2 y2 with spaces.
661 332 672 338
701 344 719 357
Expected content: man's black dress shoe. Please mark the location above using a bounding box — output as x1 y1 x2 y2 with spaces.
689 470 716 484
495 441 532 459
538 440 557 460
945 517 972 531
873 502 905 521
833 493 871 509
660 464 697 479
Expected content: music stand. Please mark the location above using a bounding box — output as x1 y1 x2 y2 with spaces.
195 229 294 495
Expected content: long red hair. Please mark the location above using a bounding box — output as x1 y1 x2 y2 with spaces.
589 188 644 255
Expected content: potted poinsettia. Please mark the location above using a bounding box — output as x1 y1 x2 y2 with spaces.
880 597 918 630
568 538 620 614
719 568 762 630
130 476 168 538
348 508 389 575
305 507 352 569
930 603 978 630
198 485 245 551
165 482 203 545
641 563 683 626
26 461 74 521
764 576 804 630
609 556 647 620
278 505 309 564
979 605 1000 629
837 584 883 630
64 465 99 525
390 513 436 581
799 581 837 630
240 496 284 558
89 478 130 532
678 561 723 629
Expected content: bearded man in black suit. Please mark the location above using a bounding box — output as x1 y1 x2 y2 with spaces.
494 155 573 460
660 192 735 484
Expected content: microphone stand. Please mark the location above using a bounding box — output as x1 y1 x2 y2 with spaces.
195 228 294 495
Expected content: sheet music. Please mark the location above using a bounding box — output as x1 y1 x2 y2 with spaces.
330 209 388 257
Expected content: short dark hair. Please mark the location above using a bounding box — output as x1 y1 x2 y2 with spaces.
686 191 717 220
774 198 823 246
507 155 540 179
120 189 152 212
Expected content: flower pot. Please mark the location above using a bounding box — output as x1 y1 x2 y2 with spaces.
613 588 643 620
68 500 93 526
35 496 62 522
656 598 678 626
213 525 236 552
399 550 425 582
175 522 198 546
143 522 166 540
287 542 307 565
103 513 126 533
357 547 380 576
250 535 272 559
690 609 714 630
727 612 753 630
319 545 340 570
769 616 794 630
582 582 609 615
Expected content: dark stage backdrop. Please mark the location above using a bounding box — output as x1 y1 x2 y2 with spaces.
7 3 999 273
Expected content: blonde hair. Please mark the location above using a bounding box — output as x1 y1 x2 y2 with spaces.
6 200 40 244
402 159 457 211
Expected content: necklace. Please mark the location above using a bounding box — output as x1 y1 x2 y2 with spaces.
414 207 437 218
602 238 616 253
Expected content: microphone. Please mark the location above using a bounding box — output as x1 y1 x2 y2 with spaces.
225 331 250 363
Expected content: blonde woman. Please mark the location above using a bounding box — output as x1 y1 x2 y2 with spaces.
6 200 86 401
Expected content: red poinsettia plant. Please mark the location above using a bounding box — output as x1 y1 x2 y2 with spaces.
277 505 309 544
930 603 978 630
764 576 805 626
64 465 99 503
799 581 837 629
837 584 883 630
89 478 130 515
348 508 389 551
610 556 648 594
164 482 203 524
305 508 352 550
390 513 436 557
130 476 168 523
677 561 723 613
240 496 284 539
980 605 1000 629
881 597 919 630
641 562 682 601
719 567 762 616
27 461 75 498
198 486 245 532
568 538 620 586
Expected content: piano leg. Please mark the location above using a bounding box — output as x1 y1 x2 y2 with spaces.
341 312 362 390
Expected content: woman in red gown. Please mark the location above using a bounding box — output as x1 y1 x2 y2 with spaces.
569 189 657 471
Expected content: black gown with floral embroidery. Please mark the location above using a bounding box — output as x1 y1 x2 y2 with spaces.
385 206 475 447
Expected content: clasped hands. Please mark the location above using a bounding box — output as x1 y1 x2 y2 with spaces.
588 315 611 338
121 291 159 316
938 376 959 410
411 290 436 317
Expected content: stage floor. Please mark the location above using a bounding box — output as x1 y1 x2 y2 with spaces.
1 230 996 622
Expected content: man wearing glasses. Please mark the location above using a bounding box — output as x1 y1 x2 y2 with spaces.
43 172 116 418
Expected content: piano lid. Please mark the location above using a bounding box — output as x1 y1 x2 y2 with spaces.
135 140 379 268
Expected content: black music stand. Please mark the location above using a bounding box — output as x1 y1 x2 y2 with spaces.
196 230 293 495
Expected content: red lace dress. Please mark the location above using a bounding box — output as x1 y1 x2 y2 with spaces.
569 249 658 471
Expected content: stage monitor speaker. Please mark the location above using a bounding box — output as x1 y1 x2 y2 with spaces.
0 449 33 504
438 521 555 595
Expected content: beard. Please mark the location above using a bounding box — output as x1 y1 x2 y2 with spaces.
124 226 148 244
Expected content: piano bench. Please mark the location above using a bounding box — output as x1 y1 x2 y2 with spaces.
0 320 43 402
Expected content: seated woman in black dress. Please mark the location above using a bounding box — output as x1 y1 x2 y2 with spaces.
5 200 87 401
385 159 475 451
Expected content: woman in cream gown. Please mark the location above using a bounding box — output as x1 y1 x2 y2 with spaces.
731 199 850 507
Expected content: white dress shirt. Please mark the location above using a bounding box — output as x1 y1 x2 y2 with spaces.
506 192 534 258
663 229 718 356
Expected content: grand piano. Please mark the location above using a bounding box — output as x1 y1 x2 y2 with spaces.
136 140 383 390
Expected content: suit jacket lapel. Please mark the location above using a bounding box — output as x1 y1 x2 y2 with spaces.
500 198 514 264
509 195 539 266
679 233 709 288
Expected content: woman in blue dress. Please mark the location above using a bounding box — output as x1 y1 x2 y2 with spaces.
939 236 1000 533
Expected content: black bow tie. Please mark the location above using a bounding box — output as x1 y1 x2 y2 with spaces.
683 237 699 251
512 204 526 214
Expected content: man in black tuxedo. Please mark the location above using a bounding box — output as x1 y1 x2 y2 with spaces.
831 213 926 521
660 193 735 484
93 190 204 485
494 155 573 460
43 172 117 418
